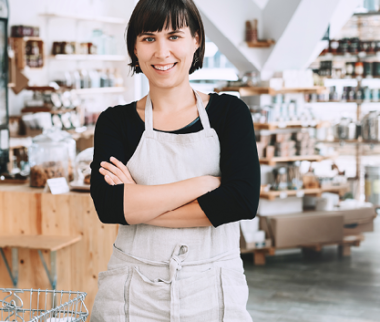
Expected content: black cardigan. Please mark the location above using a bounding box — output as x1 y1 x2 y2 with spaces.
90 93 260 227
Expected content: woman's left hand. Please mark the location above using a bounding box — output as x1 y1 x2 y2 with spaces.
99 156 136 186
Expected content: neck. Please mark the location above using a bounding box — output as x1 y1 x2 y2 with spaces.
148 81 195 113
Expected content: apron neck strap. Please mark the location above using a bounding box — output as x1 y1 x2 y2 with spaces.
144 89 212 136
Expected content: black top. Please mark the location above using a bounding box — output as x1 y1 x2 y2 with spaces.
90 93 260 228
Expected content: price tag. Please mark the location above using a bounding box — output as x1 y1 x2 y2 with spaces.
46 177 70 195
296 190 305 198
279 191 288 199
278 122 286 129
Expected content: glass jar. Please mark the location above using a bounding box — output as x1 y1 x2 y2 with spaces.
29 133 69 188
74 147 93 185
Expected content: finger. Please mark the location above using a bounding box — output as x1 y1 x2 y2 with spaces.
101 161 128 182
110 157 135 182
104 175 115 186
99 167 123 185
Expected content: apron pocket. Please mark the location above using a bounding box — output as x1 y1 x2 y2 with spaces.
178 268 219 322
220 268 252 322
91 266 130 322
128 267 171 322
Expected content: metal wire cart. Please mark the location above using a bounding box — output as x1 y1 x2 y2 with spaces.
0 288 88 322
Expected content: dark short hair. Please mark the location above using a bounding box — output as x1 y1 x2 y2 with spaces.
126 0 205 75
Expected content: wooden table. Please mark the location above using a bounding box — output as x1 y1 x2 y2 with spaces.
0 184 118 316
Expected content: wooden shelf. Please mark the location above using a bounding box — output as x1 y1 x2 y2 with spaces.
321 184 350 196
254 121 320 130
72 87 126 95
260 155 323 166
318 139 380 145
260 188 321 200
0 235 82 252
25 86 126 95
50 54 128 61
39 13 127 24
247 40 275 48
215 86 326 96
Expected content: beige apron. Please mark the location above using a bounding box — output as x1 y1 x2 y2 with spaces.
91 90 252 322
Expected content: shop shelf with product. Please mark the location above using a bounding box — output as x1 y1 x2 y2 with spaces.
260 187 322 200
10 37 44 70
215 86 326 96
39 12 127 24
259 155 324 166
50 54 128 61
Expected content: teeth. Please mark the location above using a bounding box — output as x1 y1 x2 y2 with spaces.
154 64 175 71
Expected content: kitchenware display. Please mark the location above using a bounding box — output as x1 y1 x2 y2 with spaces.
362 110 380 142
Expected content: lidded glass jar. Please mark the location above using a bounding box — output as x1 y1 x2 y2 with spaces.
43 128 77 182
74 147 93 185
29 131 69 188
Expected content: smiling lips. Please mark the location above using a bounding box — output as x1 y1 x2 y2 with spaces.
152 63 177 71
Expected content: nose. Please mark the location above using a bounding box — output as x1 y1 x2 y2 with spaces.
154 38 170 59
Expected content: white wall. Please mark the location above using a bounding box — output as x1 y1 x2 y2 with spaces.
8 0 136 115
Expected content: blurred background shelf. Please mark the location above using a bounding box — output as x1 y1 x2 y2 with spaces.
72 87 126 95
39 13 127 24
254 121 321 130
50 54 128 61
215 86 326 96
260 188 321 200
259 155 323 166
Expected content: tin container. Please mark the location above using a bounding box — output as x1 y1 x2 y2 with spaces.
365 165 380 206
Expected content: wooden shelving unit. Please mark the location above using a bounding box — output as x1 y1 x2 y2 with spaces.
72 87 126 95
215 86 326 96
254 121 321 130
50 54 128 61
11 37 44 70
260 188 321 200
259 155 323 166
39 13 127 24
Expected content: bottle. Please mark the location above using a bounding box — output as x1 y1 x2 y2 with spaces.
80 69 89 88
106 69 115 87
114 69 124 87
100 69 109 87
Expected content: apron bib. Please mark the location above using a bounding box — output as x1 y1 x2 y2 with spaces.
91 90 252 322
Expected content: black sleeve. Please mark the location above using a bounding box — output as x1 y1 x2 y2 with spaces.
90 108 128 225
197 97 260 227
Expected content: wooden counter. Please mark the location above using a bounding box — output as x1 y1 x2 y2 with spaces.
0 184 118 315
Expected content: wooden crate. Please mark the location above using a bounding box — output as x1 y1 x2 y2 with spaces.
11 37 44 70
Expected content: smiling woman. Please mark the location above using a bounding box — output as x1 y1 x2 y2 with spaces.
89 0 259 321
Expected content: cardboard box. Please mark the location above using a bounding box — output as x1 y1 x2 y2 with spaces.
259 211 344 249
338 206 376 224
344 221 374 236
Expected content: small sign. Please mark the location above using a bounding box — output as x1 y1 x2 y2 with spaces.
296 190 305 198
279 191 288 199
46 177 70 195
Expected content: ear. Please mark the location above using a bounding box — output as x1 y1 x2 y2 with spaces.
194 31 200 50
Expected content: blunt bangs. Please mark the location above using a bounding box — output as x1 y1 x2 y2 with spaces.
126 0 205 75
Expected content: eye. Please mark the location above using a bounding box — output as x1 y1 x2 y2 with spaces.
143 37 155 42
169 35 179 40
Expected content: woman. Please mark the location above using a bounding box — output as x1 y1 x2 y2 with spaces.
90 0 260 320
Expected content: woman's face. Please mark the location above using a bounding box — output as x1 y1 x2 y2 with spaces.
135 24 199 89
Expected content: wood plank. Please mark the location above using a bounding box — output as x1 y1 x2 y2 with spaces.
260 155 323 166
260 188 321 200
254 121 321 130
247 40 275 48
0 235 82 251
214 86 326 96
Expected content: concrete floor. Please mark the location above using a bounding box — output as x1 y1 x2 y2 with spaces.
243 216 380 322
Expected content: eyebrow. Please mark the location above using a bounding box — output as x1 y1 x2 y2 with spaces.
139 30 185 37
